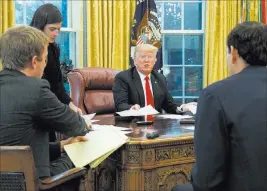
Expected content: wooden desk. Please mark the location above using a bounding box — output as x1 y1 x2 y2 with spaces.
89 115 195 191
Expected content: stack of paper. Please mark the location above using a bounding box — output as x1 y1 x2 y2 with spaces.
64 125 130 168
187 104 197 114
116 105 159 117
82 113 100 123
156 114 193 120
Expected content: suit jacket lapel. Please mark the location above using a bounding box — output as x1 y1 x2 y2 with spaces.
132 69 145 107
151 74 163 111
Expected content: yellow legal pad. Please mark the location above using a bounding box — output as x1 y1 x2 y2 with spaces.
64 125 130 168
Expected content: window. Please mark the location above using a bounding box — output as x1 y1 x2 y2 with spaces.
156 0 205 105
15 0 82 67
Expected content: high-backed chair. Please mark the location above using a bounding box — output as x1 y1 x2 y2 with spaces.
67 67 120 116
0 146 88 191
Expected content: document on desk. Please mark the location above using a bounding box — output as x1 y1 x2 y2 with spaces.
116 105 159 117
181 126 195 130
156 114 193 119
187 105 197 115
64 125 130 168
82 113 96 121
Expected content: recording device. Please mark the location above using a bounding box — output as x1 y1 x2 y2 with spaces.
136 121 153 125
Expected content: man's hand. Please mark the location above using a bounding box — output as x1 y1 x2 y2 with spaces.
84 119 92 131
69 102 83 115
60 136 88 152
181 102 197 112
130 104 140 110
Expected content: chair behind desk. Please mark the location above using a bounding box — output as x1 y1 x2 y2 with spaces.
68 67 120 116
0 146 88 191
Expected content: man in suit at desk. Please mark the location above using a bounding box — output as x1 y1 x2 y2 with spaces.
172 21 267 191
113 44 196 114
0 25 90 179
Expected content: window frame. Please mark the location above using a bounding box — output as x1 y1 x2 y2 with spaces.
156 0 205 103
14 0 82 67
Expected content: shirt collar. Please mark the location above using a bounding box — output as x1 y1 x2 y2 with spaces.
137 70 151 80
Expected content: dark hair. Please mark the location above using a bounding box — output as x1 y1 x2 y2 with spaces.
227 21 267 66
29 3 63 31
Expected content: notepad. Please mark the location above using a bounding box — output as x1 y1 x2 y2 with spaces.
64 125 129 168
116 105 159 117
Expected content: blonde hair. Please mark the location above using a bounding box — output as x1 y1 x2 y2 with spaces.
0 25 49 70
134 44 158 58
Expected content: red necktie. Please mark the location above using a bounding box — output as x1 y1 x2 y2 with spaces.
145 76 155 122
145 76 154 107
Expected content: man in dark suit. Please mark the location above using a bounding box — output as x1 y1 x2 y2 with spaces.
113 44 196 114
0 25 90 178
172 21 267 191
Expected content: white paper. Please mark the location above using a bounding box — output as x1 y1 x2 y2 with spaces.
116 105 159 117
187 105 197 114
91 120 99 123
156 114 193 120
182 126 195 130
64 125 129 168
82 113 96 121
92 125 131 131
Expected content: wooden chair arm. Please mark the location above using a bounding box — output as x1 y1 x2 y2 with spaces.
39 167 87 190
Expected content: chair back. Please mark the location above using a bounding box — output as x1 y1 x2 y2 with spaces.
68 67 120 115
0 146 39 191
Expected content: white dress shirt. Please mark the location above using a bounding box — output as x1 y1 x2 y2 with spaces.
137 71 184 113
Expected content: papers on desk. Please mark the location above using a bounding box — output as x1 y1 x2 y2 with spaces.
82 113 99 123
64 125 130 168
187 104 197 115
156 114 193 120
182 126 195 130
116 105 159 117
82 113 96 121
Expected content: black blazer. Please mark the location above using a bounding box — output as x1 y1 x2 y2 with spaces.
43 43 71 105
44 43 72 143
191 66 267 191
0 69 88 178
112 67 179 113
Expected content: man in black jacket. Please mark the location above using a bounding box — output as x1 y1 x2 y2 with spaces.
0 25 90 178
172 22 267 191
112 44 196 114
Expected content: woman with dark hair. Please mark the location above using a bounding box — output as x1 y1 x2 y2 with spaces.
30 3 82 115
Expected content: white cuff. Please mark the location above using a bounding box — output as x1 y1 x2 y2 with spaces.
176 104 184 113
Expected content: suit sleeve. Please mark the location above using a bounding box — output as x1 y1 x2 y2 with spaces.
112 74 133 112
49 141 61 161
191 89 229 191
37 80 89 137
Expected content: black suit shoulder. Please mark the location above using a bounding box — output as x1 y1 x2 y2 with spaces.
115 67 133 80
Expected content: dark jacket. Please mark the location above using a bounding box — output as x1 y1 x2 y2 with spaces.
43 43 71 105
191 66 267 191
112 67 180 113
0 69 88 178
44 43 72 142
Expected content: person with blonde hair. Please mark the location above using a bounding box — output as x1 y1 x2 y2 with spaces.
113 43 196 116
0 25 90 179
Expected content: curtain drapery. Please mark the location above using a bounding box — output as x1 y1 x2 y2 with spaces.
84 0 136 70
204 1 242 87
0 0 15 70
204 0 262 87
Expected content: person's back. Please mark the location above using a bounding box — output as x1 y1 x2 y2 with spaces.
172 21 267 191
204 66 267 191
0 25 89 178
0 70 49 146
